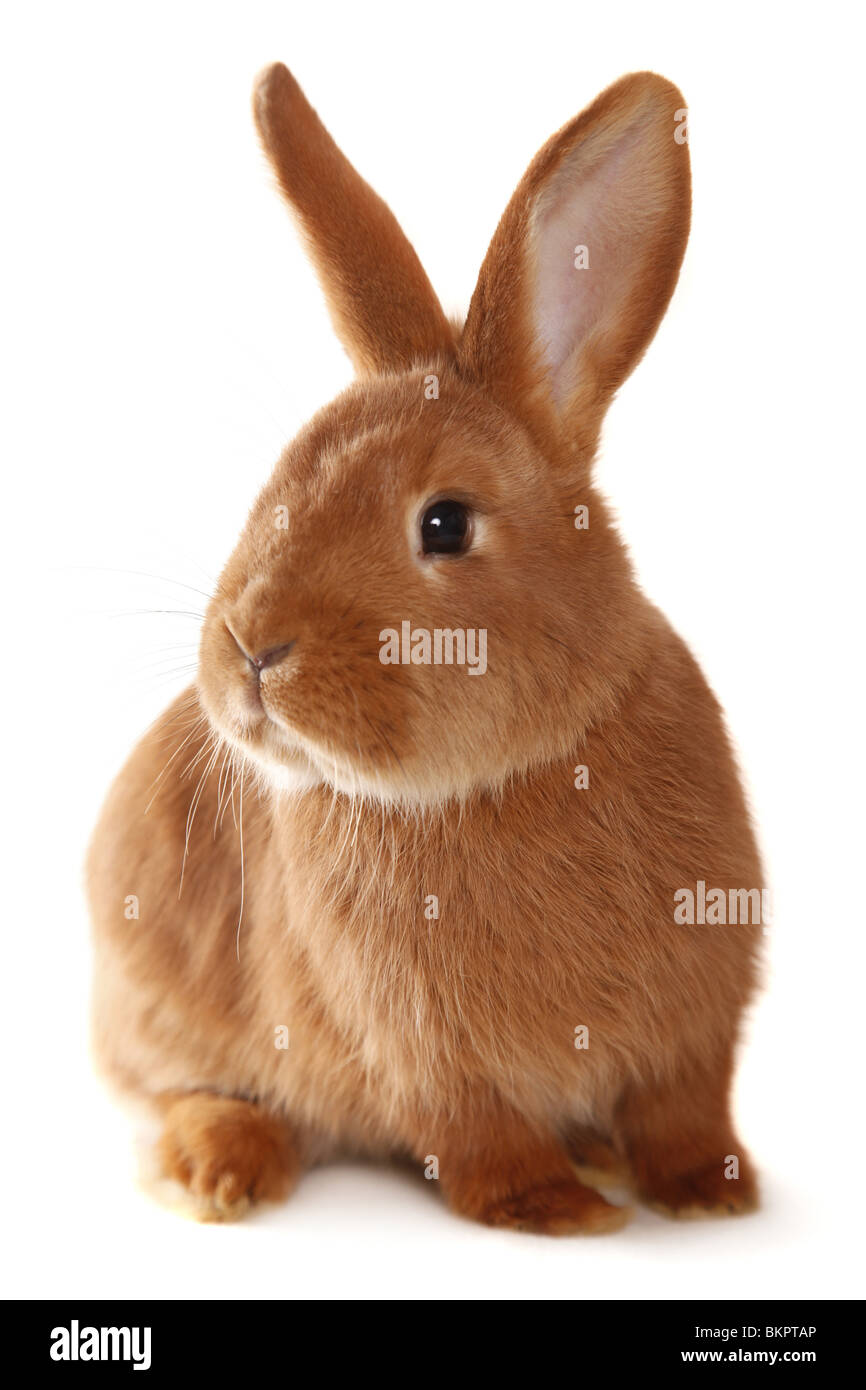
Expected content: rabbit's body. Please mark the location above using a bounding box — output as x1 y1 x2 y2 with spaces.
90 596 760 1218
89 68 763 1232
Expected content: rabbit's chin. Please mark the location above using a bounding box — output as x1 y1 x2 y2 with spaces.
241 733 428 805
204 708 419 805
244 742 324 796
211 718 324 797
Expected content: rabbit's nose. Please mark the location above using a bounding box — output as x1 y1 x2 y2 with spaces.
225 621 295 674
249 642 295 673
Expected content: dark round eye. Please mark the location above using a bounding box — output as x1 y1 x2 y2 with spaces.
420 499 471 555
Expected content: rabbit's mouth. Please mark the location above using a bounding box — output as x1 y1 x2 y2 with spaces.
198 657 387 799
196 665 323 794
201 668 426 803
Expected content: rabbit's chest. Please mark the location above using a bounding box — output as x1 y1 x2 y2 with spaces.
275 826 634 1122
265 770 716 1140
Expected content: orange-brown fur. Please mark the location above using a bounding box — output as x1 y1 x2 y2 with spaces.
88 66 762 1232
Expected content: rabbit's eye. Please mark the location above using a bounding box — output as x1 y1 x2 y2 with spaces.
420 499 471 555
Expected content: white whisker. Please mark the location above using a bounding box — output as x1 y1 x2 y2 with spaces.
235 770 246 961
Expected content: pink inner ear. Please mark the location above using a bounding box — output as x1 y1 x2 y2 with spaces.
530 114 658 408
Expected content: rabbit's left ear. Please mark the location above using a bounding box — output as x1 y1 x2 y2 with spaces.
460 73 690 465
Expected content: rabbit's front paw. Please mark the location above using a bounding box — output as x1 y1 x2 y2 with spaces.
435 1108 632 1235
157 1092 301 1222
640 1159 759 1220
480 1177 631 1236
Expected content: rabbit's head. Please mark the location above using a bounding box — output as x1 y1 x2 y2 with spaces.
197 65 691 803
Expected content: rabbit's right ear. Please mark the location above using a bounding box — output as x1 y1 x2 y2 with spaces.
254 64 456 375
460 73 691 468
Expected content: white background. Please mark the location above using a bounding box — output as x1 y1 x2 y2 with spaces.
2 0 864 1301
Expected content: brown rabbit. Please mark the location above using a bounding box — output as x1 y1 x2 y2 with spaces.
88 64 763 1232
